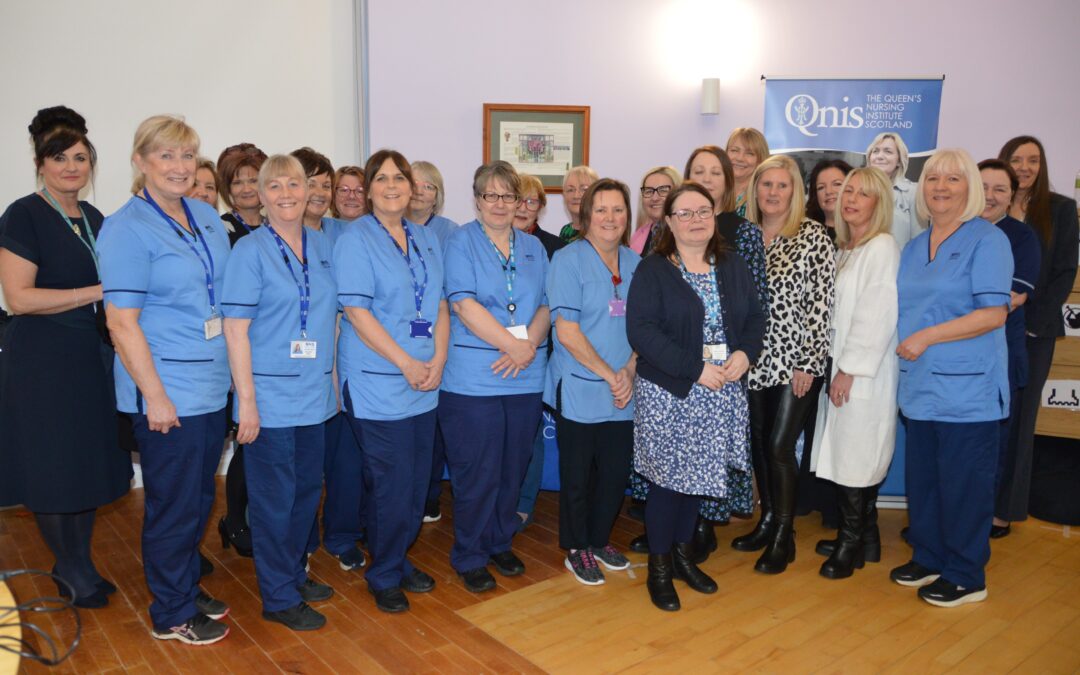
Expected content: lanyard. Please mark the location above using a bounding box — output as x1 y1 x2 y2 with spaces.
265 225 312 338
376 216 428 319
41 187 99 279
142 189 217 312
584 239 623 300
483 226 517 321
676 253 720 327
232 210 264 233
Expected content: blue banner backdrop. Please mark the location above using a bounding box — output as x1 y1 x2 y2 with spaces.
763 78 943 154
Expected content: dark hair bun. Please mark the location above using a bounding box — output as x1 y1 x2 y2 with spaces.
28 106 88 140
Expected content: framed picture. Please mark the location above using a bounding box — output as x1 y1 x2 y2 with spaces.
483 103 590 194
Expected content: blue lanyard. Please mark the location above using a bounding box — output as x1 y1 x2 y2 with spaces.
376 216 428 319
142 189 217 312
232 210 264 234
482 226 517 321
676 254 720 327
584 239 624 300
265 225 311 338
41 187 99 279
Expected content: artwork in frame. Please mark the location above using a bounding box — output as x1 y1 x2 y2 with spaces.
483 104 590 194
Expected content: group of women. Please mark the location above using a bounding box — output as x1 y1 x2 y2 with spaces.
1 106 1076 645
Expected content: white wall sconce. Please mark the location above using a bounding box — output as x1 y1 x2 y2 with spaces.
701 78 720 115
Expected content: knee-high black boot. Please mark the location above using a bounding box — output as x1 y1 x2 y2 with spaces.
816 482 881 563
735 389 775 552
820 486 865 579
219 445 253 556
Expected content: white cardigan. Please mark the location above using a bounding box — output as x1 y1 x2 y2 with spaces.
811 234 900 487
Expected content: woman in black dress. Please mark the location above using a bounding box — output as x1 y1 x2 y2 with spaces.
0 106 132 608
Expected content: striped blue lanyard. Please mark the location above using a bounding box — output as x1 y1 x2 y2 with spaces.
231 210 264 233
376 216 428 319
483 227 517 322
41 187 98 279
265 225 311 338
143 189 217 312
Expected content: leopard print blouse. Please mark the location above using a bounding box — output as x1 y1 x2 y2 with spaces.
748 219 835 390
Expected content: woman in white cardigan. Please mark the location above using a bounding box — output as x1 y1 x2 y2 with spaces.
811 167 900 579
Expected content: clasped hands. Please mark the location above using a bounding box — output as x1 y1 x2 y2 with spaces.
696 350 750 391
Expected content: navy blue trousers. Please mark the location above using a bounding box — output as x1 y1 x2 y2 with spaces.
906 418 997 589
426 420 448 503
246 424 325 612
133 408 225 630
307 412 365 556
645 482 700 554
438 391 542 572
346 391 435 591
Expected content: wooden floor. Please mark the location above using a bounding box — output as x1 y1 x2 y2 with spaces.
1 481 1078 674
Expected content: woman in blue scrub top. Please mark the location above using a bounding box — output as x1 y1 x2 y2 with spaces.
222 155 338 631
440 160 550 593
546 179 640 586
292 147 340 242
99 115 232 646
335 149 449 614
890 149 1012 608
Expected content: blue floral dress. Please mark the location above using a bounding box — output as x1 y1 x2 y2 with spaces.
633 267 752 506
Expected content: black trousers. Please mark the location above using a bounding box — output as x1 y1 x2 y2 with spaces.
748 382 822 520
556 413 634 551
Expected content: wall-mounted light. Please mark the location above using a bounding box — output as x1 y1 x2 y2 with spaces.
701 78 720 115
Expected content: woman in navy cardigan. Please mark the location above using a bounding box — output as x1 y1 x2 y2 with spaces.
626 182 764 611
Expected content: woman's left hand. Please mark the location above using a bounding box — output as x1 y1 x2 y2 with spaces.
418 357 446 391
611 367 634 409
897 329 930 361
718 350 750 382
830 371 854 408
791 369 814 398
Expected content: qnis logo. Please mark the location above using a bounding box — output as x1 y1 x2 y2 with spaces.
785 94 864 137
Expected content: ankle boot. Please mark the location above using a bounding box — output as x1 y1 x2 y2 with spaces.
754 519 795 574
816 484 881 562
692 517 718 563
646 553 680 611
731 511 775 552
820 486 865 579
629 532 649 554
672 543 717 594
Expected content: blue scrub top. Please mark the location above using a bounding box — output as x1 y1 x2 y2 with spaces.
544 239 640 423
98 196 232 416
896 217 1013 423
220 226 338 428
318 216 350 248
335 214 445 421
421 214 458 251
442 220 549 396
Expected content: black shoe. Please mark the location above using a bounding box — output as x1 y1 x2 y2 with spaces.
918 578 987 607
459 567 496 593
754 520 795 575
401 568 435 593
297 578 334 603
423 500 441 523
627 499 646 522
336 546 366 571
263 602 326 630
819 486 866 580
195 590 229 620
489 551 525 576
54 569 108 609
672 543 718 594
369 586 410 613
692 517 718 564
731 511 775 552
646 553 680 611
96 578 118 595
889 560 940 588
990 523 1011 539
152 612 229 644
199 552 214 578
629 533 649 553
218 517 253 558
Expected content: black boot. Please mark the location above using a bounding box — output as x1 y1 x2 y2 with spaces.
820 486 865 579
754 519 795 574
646 554 680 611
672 543 717 594
629 532 649 553
731 511 775 552
816 483 881 563
692 517 718 563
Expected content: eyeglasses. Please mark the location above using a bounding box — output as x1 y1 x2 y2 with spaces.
415 182 438 194
520 197 542 211
671 207 714 222
479 192 520 204
641 185 672 198
336 187 365 197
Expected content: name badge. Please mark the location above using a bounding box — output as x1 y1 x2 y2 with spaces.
410 318 433 339
702 343 728 361
507 324 529 340
290 340 317 359
204 314 223 340
609 298 626 317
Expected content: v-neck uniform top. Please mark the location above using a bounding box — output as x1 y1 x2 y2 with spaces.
896 217 1012 422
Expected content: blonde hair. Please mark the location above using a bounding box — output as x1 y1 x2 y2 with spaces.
635 166 681 231
411 160 446 214
834 167 894 248
745 154 806 238
518 174 547 208
257 154 307 193
914 148 985 224
562 165 599 189
865 132 910 184
130 115 200 193
726 127 770 208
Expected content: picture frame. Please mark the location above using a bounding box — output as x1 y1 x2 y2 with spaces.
482 103 590 194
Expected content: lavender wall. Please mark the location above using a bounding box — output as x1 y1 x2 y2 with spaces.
368 0 1080 230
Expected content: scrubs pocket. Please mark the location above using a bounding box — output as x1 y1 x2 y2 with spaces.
561 371 609 421
928 357 990 420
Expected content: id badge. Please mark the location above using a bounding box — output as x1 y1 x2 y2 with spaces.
410 318 433 339
609 298 626 317
290 340 318 359
507 324 529 340
702 343 729 361
204 314 223 340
